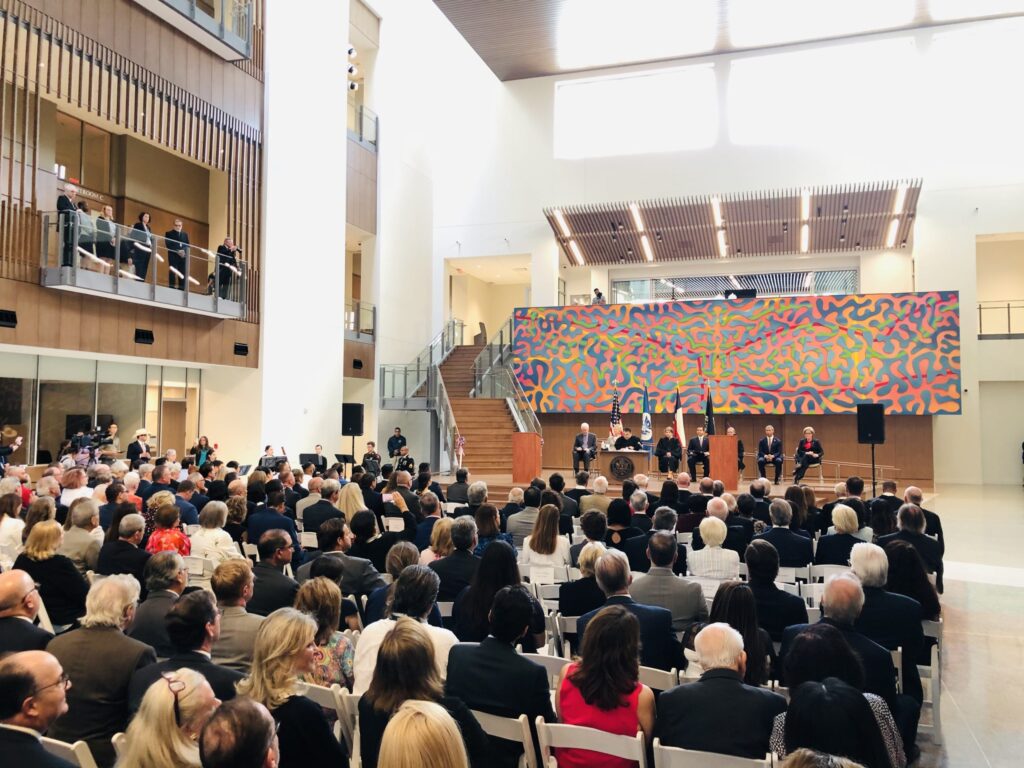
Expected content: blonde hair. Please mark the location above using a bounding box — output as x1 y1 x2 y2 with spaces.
831 504 859 535
803 426 815 436
699 515 728 548
24 519 62 560
117 668 209 768
577 541 607 578
147 490 176 513
237 608 317 709
377 700 469 768
338 482 368 517
429 517 454 557
63 467 87 489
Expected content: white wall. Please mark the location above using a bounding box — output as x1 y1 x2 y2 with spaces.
979 382 1024 485
976 240 1024 303
449 273 528 342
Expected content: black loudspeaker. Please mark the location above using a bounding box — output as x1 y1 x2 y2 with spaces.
857 403 885 444
341 403 364 437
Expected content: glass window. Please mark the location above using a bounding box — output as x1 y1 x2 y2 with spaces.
97 362 146 461
54 113 82 184
727 0 914 48
81 124 111 193
0 351 37 465
38 357 96 466
160 367 188 460
54 113 112 192
554 64 717 159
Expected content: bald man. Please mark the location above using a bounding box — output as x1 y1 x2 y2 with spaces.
0 570 53 653
0 651 75 766
903 486 944 553
689 497 752 556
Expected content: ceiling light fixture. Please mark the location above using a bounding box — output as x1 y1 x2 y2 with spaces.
568 240 585 265
629 202 645 232
800 223 810 253
892 184 908 215
553 209 572 238
641 234 654 262
716 229 728 258
885 218 900 248
800 189 811 221
729 275 742 289
711 197 723 228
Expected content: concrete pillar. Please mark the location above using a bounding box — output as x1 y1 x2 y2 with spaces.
531 239 560 308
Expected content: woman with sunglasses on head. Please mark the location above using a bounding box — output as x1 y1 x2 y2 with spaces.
117 668 220 768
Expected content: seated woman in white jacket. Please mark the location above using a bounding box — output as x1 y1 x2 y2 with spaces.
520 504 571 567
688 516 740 580
188 500 244 565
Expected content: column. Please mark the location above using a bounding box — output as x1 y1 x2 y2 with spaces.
531 239 560 307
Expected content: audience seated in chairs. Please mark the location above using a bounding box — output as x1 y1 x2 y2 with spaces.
145 504 192 557
364 541 442 627
814 504 863 566
97 511 151 585
657 622 786 759
604 494 645 550
878 504 944 593
210 558 264 672
377 699 470 768
472 503 515 557
570 509 606 566
348 509 402 574
13 520 88 633
745 540 808 642
429 516 481 602
419 516 453 565
247 530 299 617
883 540 941 621
199 697 280 768
359 617 488 768
129 551 187 657
690 581 775 686
293 576 355 690
57 498 102 576
188 501 244 565
0 650 75 768
688 516 740 579
236 608 347 768
752 499 814 568
629 530 707 632
559 540 608 624
521 503 571 566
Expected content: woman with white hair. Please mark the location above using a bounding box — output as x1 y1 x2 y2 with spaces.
189 501 243 576
116 667 220 768
499 487 524 526
815 504 862 566
688 516 740 579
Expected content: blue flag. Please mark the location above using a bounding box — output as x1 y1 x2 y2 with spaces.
641 385 652 443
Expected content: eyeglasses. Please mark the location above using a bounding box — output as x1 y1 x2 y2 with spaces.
163 674 187 726
33 672 70 695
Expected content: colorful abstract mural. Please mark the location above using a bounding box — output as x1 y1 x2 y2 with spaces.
513 292 961 415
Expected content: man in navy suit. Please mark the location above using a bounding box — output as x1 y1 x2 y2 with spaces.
0 650 76 768
572 422 597 473
756 425 784 484
686 426 710 479
752 499 813 567
577 549 679 671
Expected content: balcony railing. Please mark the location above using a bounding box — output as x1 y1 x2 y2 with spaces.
133 0 253 60
978 300 1024 337
345 300 375 340
41 212 252 321
347 104 379 149
379 319 464 409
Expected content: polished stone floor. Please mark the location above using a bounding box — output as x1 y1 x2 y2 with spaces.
917 484 1024 768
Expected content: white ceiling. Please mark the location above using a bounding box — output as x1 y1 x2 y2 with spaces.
447 254 532 285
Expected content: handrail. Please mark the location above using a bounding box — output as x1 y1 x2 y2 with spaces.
475 367 542 437
471 315 514 396
344 300 375 337
977 300 1024 336
379 319 464 404
435 372 462 471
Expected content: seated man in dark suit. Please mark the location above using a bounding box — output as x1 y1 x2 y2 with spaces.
752 499 813 568
0 570 53 653
572 423 598 473
904 486 945 554
446 585 556 768
0 650 77 768
247 529 300 616
548 472 579 521
744 540 808 641
686 426 710 479
756 424 784 485
564 471 592 504
623 506 687 575
656 623 786 758
873 479 904 516
446 468 471 504
128 551 186 658
246 490 303 566
296 518 387 598
128 590 242 712
429 516 481 602
748 479 772 524
879 504 944 593
96 512 151 589
577 549 679 671
687 477 714 515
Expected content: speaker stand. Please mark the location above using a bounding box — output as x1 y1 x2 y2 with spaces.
870 442 877 498
351 436 356 479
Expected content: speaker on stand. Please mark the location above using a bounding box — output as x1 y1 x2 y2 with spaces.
341 403 364 478
857 403 886 497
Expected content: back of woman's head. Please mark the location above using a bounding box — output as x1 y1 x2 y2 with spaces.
429 517 454 557
883 539 940 617
659 480 678 503
783 624 865 690
121 667 210 767
801 486 817 511
460 540 520 633
24 519 62 560
474 503 500 538
155 503 180 529
869 500 896 538
385 541 420 580
785 678 891 768
294 577 342 644
529 504 561 555
572 604 640 710
0 493 20 519
780 748 867 768
606 503 631 528
377 700 469 768
709 582 764 682
784 485 807 525
366 617 443 713
237 607 316 709
350 509 378 542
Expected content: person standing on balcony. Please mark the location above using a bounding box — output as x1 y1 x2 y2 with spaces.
165 219 191 290
217 236 241 300
127 211 154 280
57 183 78 267
95 204 117 267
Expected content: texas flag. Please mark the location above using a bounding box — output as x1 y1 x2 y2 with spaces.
673 390 685 446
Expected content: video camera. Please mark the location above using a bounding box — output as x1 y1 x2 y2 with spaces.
70 426 114 452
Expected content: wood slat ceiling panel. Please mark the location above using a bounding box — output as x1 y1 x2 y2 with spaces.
544 179 922 265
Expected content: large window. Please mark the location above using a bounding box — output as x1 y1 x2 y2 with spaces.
0 352 36 465
54 113 112 192
611 269 859 304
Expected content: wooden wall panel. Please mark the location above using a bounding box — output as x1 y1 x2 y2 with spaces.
344 340 375 380
536 412 933 487
346 138 377 234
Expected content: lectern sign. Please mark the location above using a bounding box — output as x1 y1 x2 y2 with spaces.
609 455 635 481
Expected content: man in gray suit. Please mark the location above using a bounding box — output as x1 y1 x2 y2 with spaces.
210 558 264 672
295 476 324 525
296 517 386 597
57 498 102 575
629 531 708 632
48 575 157 767
505 486 542 549
128 551 186 658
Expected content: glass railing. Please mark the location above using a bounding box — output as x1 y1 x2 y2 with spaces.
347 103 379 148
379 319 464 404
40 211 250 315
978 300 1024 336
345 300 375 337
471 315 514 395
152 0 253 56
475 367 542 436
435 373 462 471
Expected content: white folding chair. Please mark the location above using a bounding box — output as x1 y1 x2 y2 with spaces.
557 615 578 658
776 567 804 584
777 581 800 597
536 583 560 612
806 607 821 624
437 601 454 618
299 682 349 749
676 532 692 546
639 666 679 691
384 517 406 533
737 563 748 580
808 564 848 582
111 732 128 760
800 581 825 607
652 738 771 768
299 531 319 549
544 612 562 656
472 711 537 768
183 556 215 586
691 577 722 600
342 628 361 650
891 647 904 695
535 717 647 768
443 502 461 516
241 542 260 561
919 619 943 744
35 593 55 633
529 565 568 584
339 690 361 762
681 648 703 679
568 567 582 581
521 653 570 689
40 737 100 768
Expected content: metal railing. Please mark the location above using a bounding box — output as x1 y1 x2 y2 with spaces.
471 315 514 396
978 300 1024 336
347 103 379 148
344 300 375 338
41 211 249 318
154 0 253 55
469 313 542 437
435 372 462 472
379 319 464 406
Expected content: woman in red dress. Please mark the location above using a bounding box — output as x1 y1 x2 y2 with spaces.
145 503 191 556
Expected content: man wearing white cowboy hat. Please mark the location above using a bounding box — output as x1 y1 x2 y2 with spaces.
126 428 153 465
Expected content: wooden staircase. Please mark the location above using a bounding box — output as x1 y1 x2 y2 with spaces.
439 345 517 473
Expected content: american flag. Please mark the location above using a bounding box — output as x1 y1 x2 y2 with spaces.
609 391 623 437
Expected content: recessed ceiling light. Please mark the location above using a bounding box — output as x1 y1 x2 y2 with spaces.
800 223 810 253
629 202 645 232
641 234 654 262
885 218 900 248
553 209 572 238
800 189 810 221
716 230 728 258
892 184 908 215
711 197 723 228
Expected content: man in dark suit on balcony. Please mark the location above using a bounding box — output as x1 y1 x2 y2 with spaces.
164 219 190 290
216 236 240 300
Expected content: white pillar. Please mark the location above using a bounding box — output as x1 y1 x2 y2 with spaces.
260 0 349 455
531 239 561 307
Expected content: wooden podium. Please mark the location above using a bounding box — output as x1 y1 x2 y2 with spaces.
596 449 651 483
708 435 739 490
512 432 542 484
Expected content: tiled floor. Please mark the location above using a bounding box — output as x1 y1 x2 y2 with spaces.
917 484 1024 768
